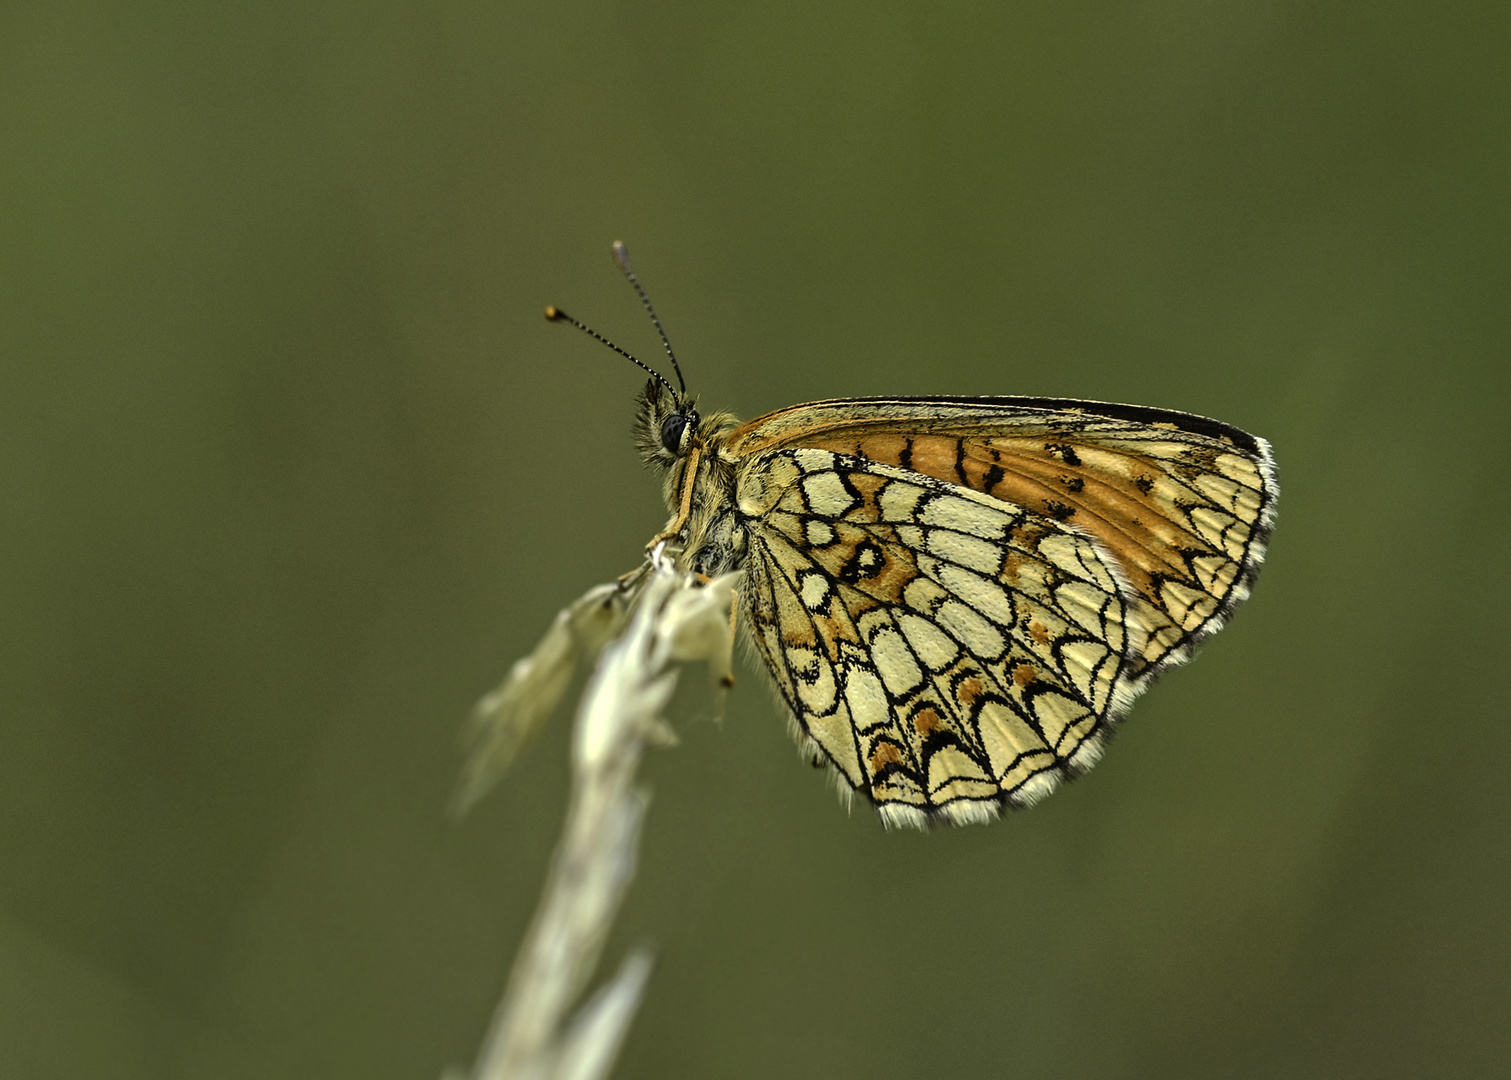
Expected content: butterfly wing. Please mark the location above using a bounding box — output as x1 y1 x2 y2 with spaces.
738 448 1142 827
730 398 1277 826
732 397 1277 684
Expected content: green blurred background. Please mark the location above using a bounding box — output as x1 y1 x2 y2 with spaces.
3 1 1508 1077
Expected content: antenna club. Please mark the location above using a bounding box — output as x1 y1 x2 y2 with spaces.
611 241 631 272
537 299 677 397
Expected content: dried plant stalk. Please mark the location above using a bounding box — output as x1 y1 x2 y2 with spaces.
457 560 735 1080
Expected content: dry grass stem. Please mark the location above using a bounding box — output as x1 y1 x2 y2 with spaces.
458 559 736 1080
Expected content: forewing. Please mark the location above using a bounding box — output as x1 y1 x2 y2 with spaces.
738 447 1140 827
731 397 1277 686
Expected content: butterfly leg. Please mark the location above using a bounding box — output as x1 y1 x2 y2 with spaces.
644 444 703 553
615 563 651 589
722 591 738 688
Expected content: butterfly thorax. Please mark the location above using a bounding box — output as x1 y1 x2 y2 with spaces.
635 378 746 577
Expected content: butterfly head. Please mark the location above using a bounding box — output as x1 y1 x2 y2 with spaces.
549 242 730 468
634 377 701 466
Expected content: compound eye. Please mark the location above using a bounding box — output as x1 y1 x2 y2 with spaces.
660 413 688 454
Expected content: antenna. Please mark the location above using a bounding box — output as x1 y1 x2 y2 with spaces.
543 306 677 396
611 241 686 393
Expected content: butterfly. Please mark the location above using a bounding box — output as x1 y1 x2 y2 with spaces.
547 244 1278 828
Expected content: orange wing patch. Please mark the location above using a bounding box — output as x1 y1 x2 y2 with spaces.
767 419 1270 677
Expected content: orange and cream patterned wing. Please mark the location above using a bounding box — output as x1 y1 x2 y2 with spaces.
732 397 1278 687
735 447 1141 828
729 397 1276 826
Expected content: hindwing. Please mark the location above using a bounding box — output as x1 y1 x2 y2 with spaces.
739 448 1142 826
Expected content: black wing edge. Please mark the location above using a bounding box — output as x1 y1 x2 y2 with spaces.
803 395 1268 457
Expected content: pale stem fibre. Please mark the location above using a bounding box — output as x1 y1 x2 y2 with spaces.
455 559 736 1080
